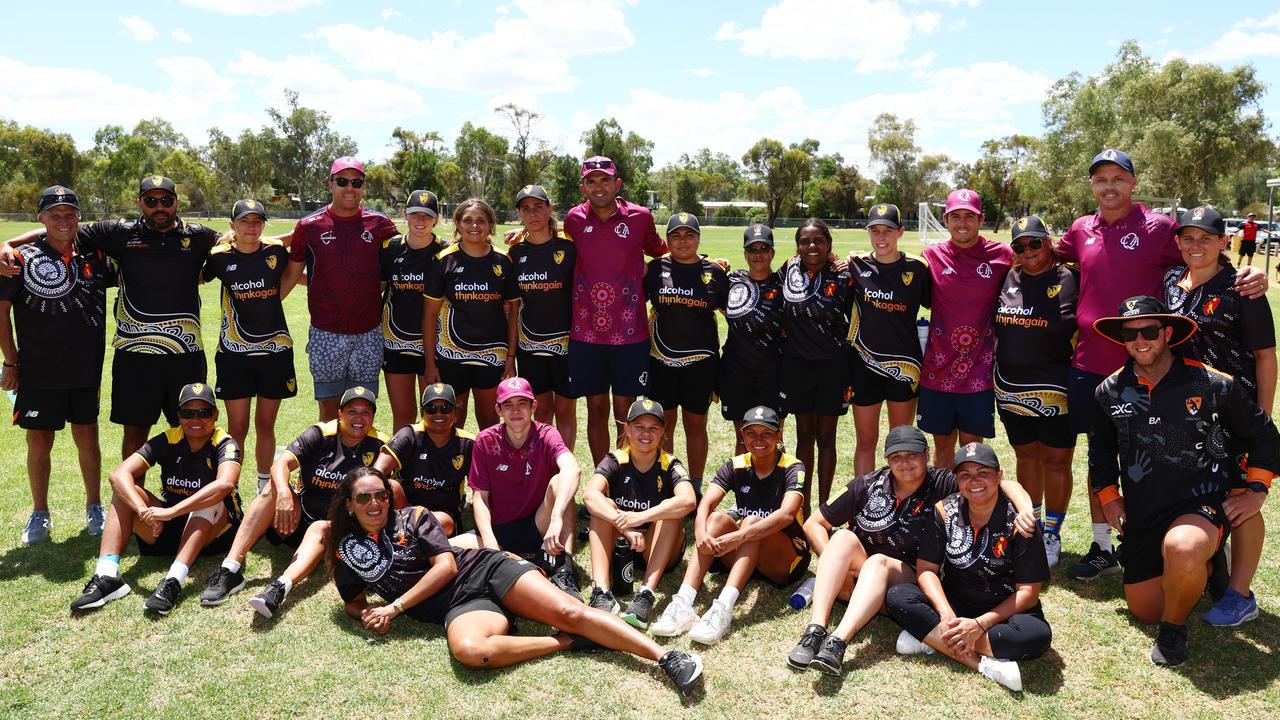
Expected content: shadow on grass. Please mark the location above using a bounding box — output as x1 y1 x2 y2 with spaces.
0 529 101 584
1120 605 1280 698
1048 556 1126 602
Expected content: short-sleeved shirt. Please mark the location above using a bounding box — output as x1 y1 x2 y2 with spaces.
0 238 115 388
289 205 399 335
722 270 785 377
922 238 1013 393
469 421 571 525
849 252 932 389
594 448 691 514
780 257 855 361
334 506 492 623
918 492 1050 614
819 467 958 564
425 245 516 367
711 452 806 523
78 217 219 354
1164 264 1275 401
135 426 241 507
202 241 292 355
993 264 1080 416
562 198 667 345
380 235 443 354
1057 204 1181 375
644 255 729 367
381 424 475 516
284 420 390 522
1240 221 1259 242
509 234 576 356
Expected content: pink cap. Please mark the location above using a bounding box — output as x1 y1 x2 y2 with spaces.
329 156 365 176
580 155 617 178
495 377 535 404
944 188 982 216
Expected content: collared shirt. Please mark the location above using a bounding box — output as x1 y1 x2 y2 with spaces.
203 241 292 355
594 448 691 514
284 421 390 522
136 427 241 506
711 452 805 522
820 467 957 564
289 205 398 335
469 421 571 525
921 237 1012 392
994 264 1079 416
645 255 729 366
849 252 932 389
380 424 475 517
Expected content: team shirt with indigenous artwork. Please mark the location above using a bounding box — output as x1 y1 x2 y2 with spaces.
381 424 475 518
994 265 1080 416
848 252 932 390
203 241 292 355
425 245 516 367
510 233 576 356
820 467 957 564
284 420 390 522
380 235 443 355
644 255 729 367
780 257 855 360
921 238 1013 393
289 206 399 334
722 269 785 377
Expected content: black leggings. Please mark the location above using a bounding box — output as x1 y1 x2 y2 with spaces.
885 582 1052 661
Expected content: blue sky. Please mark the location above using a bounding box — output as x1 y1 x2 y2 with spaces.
1 1 1276 178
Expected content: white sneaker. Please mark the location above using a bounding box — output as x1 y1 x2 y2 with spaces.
978 655 1022 691
1043 533 1061 568
688 599 733 645
895 629 936 655
650 597 697 637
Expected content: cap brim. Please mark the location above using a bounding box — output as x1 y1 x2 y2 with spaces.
40 201 78 211
405 207 439 217
1093 314 1198 347
885 441 927 456
627 410 664 423
866 219 901 229
1175 222 1223 236
741 420 781 431
1089 160 1134 176
667 223 699 234
1010 230 1049 240
233 211 267 221
742 239 774 248
944 204 981 216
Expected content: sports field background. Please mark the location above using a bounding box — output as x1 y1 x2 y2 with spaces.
0 219 1276 718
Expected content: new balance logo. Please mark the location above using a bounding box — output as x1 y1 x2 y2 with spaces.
497 464 509 471
24 410 39 417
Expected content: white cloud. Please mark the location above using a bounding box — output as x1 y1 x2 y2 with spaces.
380 8 400 20
1177 12 1280 63
227 51 430 124
172 29 192 43
685 67 719 77
716 0 940 73
179 0 322 15
119 16 157 42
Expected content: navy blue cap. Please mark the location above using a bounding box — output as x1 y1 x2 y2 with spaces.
1089 149 1135 176
1011 215 1049 240
1175 206 1225 236
867 203 902 230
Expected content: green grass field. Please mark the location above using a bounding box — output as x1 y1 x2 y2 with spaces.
0 218 1277 719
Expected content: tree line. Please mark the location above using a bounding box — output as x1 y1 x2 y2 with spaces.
0 42 1275 229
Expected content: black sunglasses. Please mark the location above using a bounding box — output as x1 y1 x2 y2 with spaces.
1119 325 1165 342
746 244 773 254
582 159 614 170
178 407 215 419
333 177 365 188
423 402 455 415
1010 237 1044 254
354 489 389 504
142 196 176 208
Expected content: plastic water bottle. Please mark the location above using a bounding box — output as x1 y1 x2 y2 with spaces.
917 318 930 354
789 576 817 610
611 538 637 597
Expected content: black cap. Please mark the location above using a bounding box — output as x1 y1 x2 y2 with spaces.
138 175 177 197
37 186 79 213
1093 295 1197 347
232 198 268 221
406 190 440 217
667 211 700 235
178 382 216 407
1175 206 1225 236
514 185 550 206
741 405 781 431
884 425 927 456
743 223 775 248
866 203 902 230
1010 215 1049 241
1089 148 1135 176
626 397 665 423
954 441 1000 470
419 382 456 408
339 385 377 410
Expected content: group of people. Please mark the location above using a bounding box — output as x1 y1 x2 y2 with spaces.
0 147 1274 694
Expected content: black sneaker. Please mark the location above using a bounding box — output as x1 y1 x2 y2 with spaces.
1066 541 1121 581
248 580 287 618
658 649 704 696
621 587 656 629
588 586 619 613
70 574 131 612
809 634 847 675
549 563 584 603
1151 622 1189 667
144 577 183 615
200 567 246 607
787 624 828 669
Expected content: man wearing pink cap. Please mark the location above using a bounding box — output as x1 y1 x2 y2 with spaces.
283 157 399 421
918 189 1012 468
468 376 584 600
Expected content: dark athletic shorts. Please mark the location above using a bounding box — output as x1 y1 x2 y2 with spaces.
717 366 783 422
215 350 297 401
1118 494 1227 585
997 409 1076 449
111 351 207 428
1240 241 1257 256
442 551 540 628
265 509 319 549
916 387 995 438
646 356 717 415
436 358 504 395
780 356 850 417
566 339 649 398
136 498 242 557
13 385 99 430
517 350 574 398
1067 368 1107 436
710 519 811 587
383 349 426 376
492 514 544 555
852 363 917 407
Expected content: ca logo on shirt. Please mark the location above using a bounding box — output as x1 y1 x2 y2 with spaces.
266 255 278 270
452 455 464 470
493 264 504 277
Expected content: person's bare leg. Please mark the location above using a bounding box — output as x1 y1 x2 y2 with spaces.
222 490 275 566
720 515 764 592
253 398 282 477
588 515 616 589
554 395 578 451
642 520 684 588
815 416 839 507
830 554 914 641
533 391 554 425
612 394 633 450
224 398 251 468
25 430 55 512
317 398 339 423
473 387 499 430
447 609 564 668
683 410 709 480
1229 512 1265 596
69 423 103 505
122 425 151 461
1042 445 1074 519
586 394 610 466
932 429 958 470
1160 517 1217 625
808 529 868 627
661 409 678 455
1011 441 1044 508
385 372 418 431
852 403 882 477
501 571 666 660
278 520 330 586
794 413 818 511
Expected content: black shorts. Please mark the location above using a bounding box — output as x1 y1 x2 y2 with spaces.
566 339 649 398
852 362 917 407
265 511 318 549
1067 368 1107 436
111 351 207 427
997 409 1076 449
1240 241 1257 255
383 349 426 376
710 520 811 587
517 350 574 398
13 385 99 430
717 366 783 422
915 387 995 438
442 551 540 629
780 355 850 417
136 497 243 557
436 358 504 395
1118 495 1227 585
214 350 297 401
492 514 543 555
647 355 717 415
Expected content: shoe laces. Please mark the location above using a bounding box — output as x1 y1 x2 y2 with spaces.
702 602 727 628
799 626 825 650
156 578 180 603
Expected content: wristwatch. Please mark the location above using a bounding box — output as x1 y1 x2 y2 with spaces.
391 598 406 614
1247 481 1269 494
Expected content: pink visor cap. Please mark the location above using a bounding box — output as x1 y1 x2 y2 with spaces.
944 188 982 216
329 156 365 176
496 377 536 404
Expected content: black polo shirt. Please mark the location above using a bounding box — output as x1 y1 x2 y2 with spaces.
820 467 957 564
285 420 390 521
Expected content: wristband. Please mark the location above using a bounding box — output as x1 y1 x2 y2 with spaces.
391 598 405 614
1247 481 1269 495
2 361 16 368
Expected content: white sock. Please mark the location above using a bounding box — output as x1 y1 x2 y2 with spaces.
717 585 741 609
277 576 293 595
675 583 697 605
166 561 190 584
94 555 120 578
221 559 242 574
1091 523 1113 552
637 584 654 596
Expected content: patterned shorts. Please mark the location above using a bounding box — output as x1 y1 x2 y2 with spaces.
306 326 383 400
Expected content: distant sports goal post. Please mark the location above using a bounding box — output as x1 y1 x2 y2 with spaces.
919 202 948 246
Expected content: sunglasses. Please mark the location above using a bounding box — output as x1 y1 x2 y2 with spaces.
423 402 455 415
1010 238 1044 254
582 159 615 171
333 177 365 188
1119 325 1165 342
178 407 215 419
142 196 176 208
746 244 773 254
353 489 389 504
